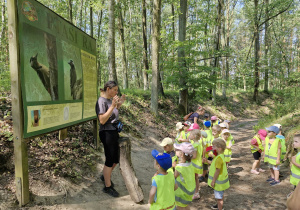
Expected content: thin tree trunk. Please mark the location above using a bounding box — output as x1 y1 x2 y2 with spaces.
80 0 83 28
117 0 128 89
108 0 118 83
90 3 93 37
151 0 162 116
178 0 188 115
142 0 149 90
68 0 73 24
253 0 260 102
264 0 269 92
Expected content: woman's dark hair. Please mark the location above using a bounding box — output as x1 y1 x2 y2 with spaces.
100 81 118 92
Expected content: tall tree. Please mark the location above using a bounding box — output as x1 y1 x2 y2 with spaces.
108 0 118 83
151 0 162 115
264 0 269 92
142 0 149 90
90 1 93 37
178 0 188 114
117 0 128 89
253 0 260 102
68 0 73 23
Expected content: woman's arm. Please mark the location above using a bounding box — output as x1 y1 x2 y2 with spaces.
117 95 126 109
98 96 118 125
194 117 198 124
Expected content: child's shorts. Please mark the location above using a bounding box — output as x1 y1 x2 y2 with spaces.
214 190 224 199
252 151 261 160
268 164 280 171
203 163 208 170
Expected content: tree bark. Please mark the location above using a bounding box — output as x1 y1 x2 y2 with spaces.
178 0 188 115
68 0 73 24
79 0 83 28
253 0 260 102
264 0 269 93
108 0 118 83
151 0 161 116
142 0 149 90
117 0 128 89
90 3 93 37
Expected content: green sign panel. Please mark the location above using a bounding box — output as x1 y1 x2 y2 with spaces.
17 0 98 138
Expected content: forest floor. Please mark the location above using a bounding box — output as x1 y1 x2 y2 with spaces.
0 91 295 209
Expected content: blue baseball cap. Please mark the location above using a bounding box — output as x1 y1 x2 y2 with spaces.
204 121 211 128
151 150 172 171
266 126 280 134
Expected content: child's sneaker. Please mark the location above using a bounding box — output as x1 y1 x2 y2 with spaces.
102 186 119 197
250 169 259 175
270 180 280 186
193 192 200 200
199 176 205 182
211 204 224 210
258 168 265 172
266 177 275 182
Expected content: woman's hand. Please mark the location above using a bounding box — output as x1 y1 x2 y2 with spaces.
112 95 119 108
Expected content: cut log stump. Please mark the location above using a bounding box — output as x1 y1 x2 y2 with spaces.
118 137 144 203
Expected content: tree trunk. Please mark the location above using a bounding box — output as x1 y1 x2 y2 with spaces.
151 0 162 116
90 3 93 37
253 0 260 102
68 0 73 24
264 0 269 93
117 0 128 89
44 33 58 100
212 0 222 104
0 0 5 55
142 0 149 90
108 0 118 83
79 0 83 28
178 0 188 115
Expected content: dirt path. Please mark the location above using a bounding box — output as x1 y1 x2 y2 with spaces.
5 119 294 210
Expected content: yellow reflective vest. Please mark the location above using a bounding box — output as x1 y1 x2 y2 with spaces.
175 163 196 207
290 152 300 186
224 138 235 163
276 135 286 161
208 154 230 191
191 140 203 174
175 130 186 144
150 172 176 210
264 137 281 165
251 135 264 154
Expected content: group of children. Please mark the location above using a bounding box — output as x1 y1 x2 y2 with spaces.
149 114 234 210
250 124 300 195
148 112 300 210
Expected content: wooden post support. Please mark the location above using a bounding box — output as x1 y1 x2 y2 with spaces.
59 128 68 140
7 0 30 206
118 137 144 203
93 119 100 149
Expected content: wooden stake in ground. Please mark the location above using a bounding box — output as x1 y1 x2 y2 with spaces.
118 137 144 203
7 0 30 206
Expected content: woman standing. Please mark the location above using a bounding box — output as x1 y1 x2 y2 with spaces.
95 81 126 197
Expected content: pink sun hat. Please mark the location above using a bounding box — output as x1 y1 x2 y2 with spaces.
187 123 200 131
258 129 267 141
211 116 217 121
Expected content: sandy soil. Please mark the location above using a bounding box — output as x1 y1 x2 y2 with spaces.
1 119 294 210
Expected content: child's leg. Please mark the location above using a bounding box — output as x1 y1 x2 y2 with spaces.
252 160 259 170
195 174 199 192
273 166 280 181
217 198 224 210
270 168 275 178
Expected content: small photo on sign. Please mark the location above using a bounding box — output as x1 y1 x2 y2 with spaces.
31 110 41 127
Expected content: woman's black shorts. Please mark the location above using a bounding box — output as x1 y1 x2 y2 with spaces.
99 130 120 167
253 151 261 160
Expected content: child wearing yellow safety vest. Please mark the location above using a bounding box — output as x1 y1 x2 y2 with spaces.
289 133 300 194
199 121 213 182
207 138 230 210
175 122 189 144
211 116 220 126
160 137 178 172
149 150 177 210
264 126 282 186
274 124 287 162
250 129 267 175
174 142 196 210
221 129 235 167
188 129 206 200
